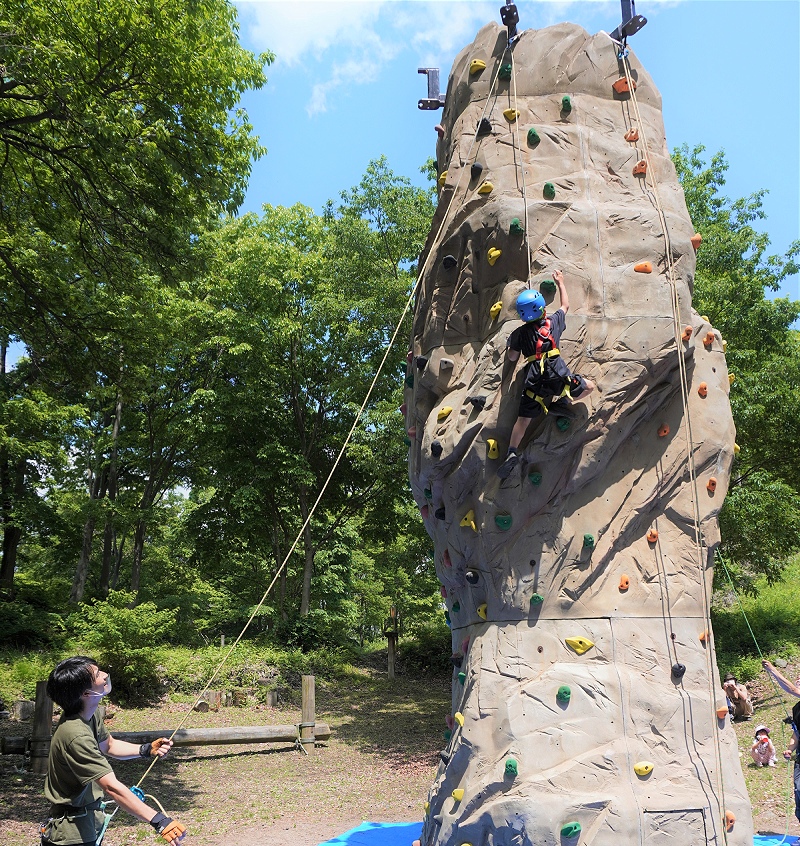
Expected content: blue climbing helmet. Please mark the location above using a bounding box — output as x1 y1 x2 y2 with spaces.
516 289 546 323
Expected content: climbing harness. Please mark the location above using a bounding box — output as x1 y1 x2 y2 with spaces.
518 318 574 413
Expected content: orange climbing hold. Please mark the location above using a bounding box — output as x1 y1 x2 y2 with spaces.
634 262 652 273
700 630 710 643
716 706 729 719
632 160 647 176
647 529 658 543
691 233 703 251
707 477 717 493
703 331 715 347
698 382 708 398
624 128 639 142
619 574 630 591
725 811 736 832
682 326 693 341
612 77 636 94
658 424 670 438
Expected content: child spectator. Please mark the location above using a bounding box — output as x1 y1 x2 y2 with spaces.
750 725 777 767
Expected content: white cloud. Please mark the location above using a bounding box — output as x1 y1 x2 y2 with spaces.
235 0 688 115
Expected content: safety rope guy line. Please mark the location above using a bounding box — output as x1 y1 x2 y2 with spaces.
508 49 532 286
136 54 508 793
620 50 729 842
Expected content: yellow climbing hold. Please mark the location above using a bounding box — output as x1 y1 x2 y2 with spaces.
734 443 741 455
477 181 494 195
454 711 464 727
722 339 728 352
565 636 594 655
437 406 453 422
438 170 447 187
477 603 487 619
729 373 736 384
487 439 499 459
460 509 477 532
503 108 520 122
469 59 486 74
452 788 464 802
487 247 502 266
424 801 430 814
634 761 654 776
489 301 503 319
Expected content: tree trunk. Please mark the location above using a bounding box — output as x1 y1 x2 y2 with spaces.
0 454 25 599
298 489 315 617
110 532 126 590
98 392 122 598
130 518 147 597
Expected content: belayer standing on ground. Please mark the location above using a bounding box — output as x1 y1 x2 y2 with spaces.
763 661 800 827
498 270 595 479
41 656 187 846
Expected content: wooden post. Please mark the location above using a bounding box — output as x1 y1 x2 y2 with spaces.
30 680 53 775
300 675 315 755
385 605 398 680
220 634 225 648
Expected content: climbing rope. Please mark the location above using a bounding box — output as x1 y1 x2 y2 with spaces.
508 49 533 285
135 54 508 794
716 550 797 845
620 52 730 841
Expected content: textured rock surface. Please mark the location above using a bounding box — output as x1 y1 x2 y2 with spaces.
408 21 752 846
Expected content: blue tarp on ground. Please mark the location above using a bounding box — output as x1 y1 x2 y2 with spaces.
319 824 797 846
318 822 423 845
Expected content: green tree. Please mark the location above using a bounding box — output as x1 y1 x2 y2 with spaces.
0 0 270 598
674 145 800 588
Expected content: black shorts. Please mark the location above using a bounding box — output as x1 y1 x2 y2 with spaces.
518 374 588 419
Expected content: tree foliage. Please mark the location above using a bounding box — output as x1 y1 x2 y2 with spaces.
674 145 800 588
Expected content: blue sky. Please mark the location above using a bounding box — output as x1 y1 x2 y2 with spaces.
234 0 800 299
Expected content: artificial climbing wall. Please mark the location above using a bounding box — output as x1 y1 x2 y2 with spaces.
407 21 752 846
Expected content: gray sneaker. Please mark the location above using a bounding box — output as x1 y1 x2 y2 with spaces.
497 451 520 479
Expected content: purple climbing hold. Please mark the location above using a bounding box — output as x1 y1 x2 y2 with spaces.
431 441 443 458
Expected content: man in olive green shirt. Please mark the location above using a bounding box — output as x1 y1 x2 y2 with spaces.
42 656 186 846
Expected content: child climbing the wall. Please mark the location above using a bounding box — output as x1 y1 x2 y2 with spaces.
750 725 777 767
497 270 594 479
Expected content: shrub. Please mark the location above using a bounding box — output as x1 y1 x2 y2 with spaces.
72 591 176 700
399 619 452 675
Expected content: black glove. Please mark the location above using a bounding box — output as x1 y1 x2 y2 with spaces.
150 813 172 833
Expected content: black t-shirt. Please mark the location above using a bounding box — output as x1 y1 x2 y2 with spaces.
507 309 566 360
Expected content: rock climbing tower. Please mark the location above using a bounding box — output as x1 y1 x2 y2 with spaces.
408 18 753 846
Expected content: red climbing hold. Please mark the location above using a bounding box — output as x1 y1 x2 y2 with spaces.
435 124 444 138
624 128 639 142
682 326 693 341
632 160 647 176
613 77 636 94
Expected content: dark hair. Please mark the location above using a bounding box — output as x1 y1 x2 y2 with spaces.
793 700 800 730
47 656 97 716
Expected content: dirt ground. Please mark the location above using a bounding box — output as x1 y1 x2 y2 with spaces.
2 661 799 846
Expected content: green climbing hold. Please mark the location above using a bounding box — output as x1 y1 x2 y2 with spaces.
452 602 460 612
583 534 595 549
504 758 518 777
557 685 571 703
531 593 544 604
498 63 512 80
561 821 581 838
444 611 451 624
404 436 411 446
556 416 570 431
509 218 524 236
543 182 556 200
528 471 543 485
495 514 513 531
561 95 572 113
540 278 557 294
444 729 452 740
405 373 414 388
458 671 466 684
527 127 540 145
424 488 432 500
